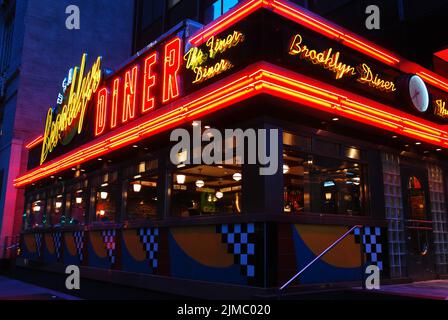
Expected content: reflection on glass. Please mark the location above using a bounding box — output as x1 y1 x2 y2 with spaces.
69 189 87 225
408 176 426 220
126 175 158 221
172 164 242 217
29 199 44 228
49 194 64 226
283 151 366 215
407 176 430 256
95 172 119 223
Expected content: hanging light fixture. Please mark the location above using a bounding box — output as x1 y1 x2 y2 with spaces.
33 204 41 212
283 164 290 174
176 174 186 184
100 191 108 199
232 173 242 181
215 191 224 199
133 182 142 192
99 210 106 216
325 192 332 201
75 196 83 204
55 201 62 209
195 180 205 188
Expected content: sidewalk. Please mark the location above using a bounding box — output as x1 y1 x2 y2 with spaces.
0 276 80 300
358 280 448 300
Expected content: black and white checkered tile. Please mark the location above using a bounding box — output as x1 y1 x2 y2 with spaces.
139 228 159 269
354 226 383 270
218 223 256 278
34 233 43 257
101 229 116 264
52 232 62 260
74 231 85 261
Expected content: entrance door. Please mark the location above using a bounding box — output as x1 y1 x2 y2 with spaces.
401 166 436 280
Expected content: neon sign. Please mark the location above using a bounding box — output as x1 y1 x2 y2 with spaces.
357 63 396 92
94 36 182 137
289 34 356 79
41 54 102 164
184 30 244 84
435 99 448 119
289 34 396 93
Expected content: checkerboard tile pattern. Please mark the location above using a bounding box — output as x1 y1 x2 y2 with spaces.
354 226 383 271
139 228 159 269
101 230 117 264
218 223 256 277
35 233 43 257
52 232 62 260
74 231 85 262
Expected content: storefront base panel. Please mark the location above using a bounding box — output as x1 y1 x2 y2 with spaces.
19 220 392 295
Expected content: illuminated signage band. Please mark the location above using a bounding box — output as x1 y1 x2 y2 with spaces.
41 54 102 164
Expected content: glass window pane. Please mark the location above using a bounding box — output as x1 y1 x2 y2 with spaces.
95 171 119 223
283 149 367 216
126 174 158 221
171 164 242 217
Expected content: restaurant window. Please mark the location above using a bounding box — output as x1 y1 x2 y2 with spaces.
204 0 239 23
67 180 88 225
125 159 159 221
26 192 46 228
47 186 65 226
171 163 242 217
94 171 119 223
283 149 368 216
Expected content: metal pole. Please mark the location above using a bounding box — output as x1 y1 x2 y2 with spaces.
280 225 362 291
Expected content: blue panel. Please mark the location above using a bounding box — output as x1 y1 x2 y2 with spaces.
292 226 362 284
168 232 246 285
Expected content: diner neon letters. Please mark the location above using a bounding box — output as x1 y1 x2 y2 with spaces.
357 63 396 92
184 30 244 84
95 37 182 137
289 34 396 92
41 54 102 164
289 34 356 79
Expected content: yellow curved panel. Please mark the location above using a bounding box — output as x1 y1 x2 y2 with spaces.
24 234 36 253
123 230 146 262
45 234 55 254
64 233 77 256
89 231 107 258
171 226 234 268
295 225 361 268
